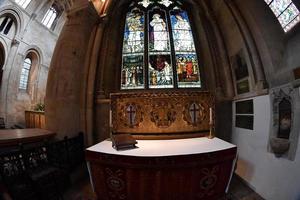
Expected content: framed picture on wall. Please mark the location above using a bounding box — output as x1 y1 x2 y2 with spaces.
231 49 252 96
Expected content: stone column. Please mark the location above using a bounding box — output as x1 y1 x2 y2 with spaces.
45 1 99 140
0 39 20 126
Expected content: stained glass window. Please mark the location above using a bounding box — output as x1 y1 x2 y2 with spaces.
148 10 173 88
121 10 145 89
121 0 201 90
264 0 300 32
171 9 201 88
19 58 31 90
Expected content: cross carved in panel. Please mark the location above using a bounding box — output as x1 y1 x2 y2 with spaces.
126 104 136 127
189 103 200 124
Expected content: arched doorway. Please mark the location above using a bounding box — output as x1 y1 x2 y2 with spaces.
0 43 4 89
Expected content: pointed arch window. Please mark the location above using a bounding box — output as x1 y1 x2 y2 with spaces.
264 0 300 32
121 0 201 90
19 58 32 90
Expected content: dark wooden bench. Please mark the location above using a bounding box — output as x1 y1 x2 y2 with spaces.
47 132 85 171
0 118 5 129
0 132 85 200
0 146 38 200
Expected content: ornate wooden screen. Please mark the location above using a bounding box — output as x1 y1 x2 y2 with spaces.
110 91 214 139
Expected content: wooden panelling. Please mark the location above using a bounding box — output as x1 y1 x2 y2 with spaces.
25 111 45 129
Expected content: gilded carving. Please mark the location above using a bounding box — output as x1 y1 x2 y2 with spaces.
197 166 219 198
110 91 215 138
118 103 143 128
183 101 206 126
150 99 177 128
105 168 127 199
199 166 219 190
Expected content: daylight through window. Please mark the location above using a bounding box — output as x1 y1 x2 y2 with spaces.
0 16 14 35
15 0 31 9
41 7 57 29
19 58 31 90
264 0 300 32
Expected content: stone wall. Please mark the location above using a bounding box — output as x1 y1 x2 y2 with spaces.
0 0 69 127
210 0 300 199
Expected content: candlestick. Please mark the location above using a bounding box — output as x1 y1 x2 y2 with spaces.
109 110 112 128
209 107 212 125
209 107 214 139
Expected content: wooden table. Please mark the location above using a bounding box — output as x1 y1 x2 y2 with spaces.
0 128 56 147
86 137 237 200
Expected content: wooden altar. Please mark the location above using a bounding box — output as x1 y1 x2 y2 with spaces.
86 91 236 199
86 137 237 200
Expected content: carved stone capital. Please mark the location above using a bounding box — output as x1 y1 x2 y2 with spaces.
11 39 20 46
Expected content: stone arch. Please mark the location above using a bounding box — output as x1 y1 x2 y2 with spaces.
22 45 44 66
0 5 24 37
19 48 42 101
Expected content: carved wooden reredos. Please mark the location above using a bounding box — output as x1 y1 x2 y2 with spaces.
110 91 215 139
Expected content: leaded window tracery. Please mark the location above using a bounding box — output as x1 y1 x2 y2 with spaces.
264 0 300 32
121 0 201 90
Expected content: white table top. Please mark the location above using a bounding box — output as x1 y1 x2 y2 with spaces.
87 137 236 157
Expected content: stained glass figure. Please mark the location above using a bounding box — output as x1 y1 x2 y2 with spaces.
264 0 300 32
171 10 201 88
121 11 145 90
171 12 195 52
123 12 144 54
149 12 170 52
149 55 173 88
175 54 200 88
122 56 144 89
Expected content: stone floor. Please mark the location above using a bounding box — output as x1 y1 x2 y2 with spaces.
226 176 264 200
64 165 264 200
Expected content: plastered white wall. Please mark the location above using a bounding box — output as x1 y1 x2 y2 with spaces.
232 95 300 200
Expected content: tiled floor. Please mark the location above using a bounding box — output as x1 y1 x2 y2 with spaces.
64 166 264 200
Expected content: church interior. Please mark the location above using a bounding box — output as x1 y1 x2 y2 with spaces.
0 0 300 199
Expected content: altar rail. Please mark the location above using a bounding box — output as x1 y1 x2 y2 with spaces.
110 91 215 139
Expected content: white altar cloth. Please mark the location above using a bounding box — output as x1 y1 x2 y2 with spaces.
87 137 236 157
